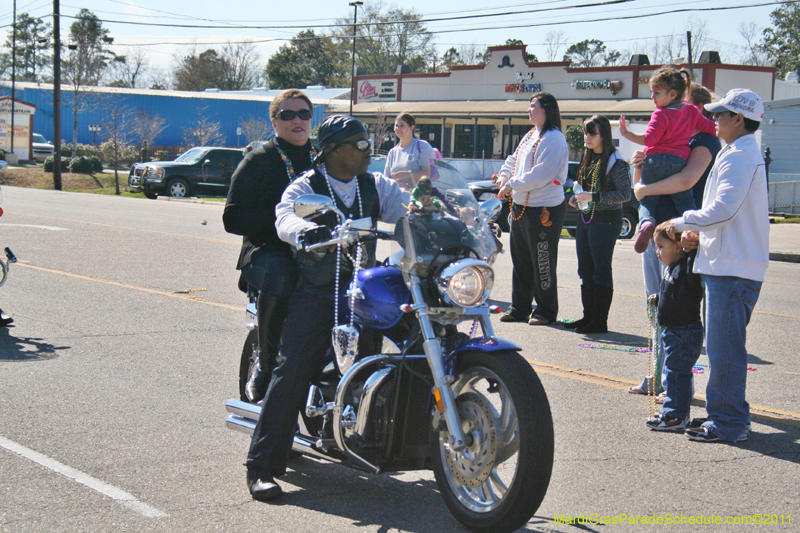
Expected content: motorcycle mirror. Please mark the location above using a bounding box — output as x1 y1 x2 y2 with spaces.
293 194 345 221
479 197 503 222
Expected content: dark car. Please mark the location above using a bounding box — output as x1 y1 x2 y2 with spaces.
137 147 245 199
469 161 639 238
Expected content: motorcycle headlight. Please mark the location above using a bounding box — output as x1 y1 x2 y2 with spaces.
437 259 494 307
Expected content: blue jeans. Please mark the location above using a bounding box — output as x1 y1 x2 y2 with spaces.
701 274 762 441
638 154 694 224
242 249 297 299
661 320 704 419
576 209 622 289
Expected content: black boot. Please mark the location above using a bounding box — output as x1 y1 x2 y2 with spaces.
0 307 13 327
563 284 594 330
576 285 613 334
246 466 282 501
245 294 287 403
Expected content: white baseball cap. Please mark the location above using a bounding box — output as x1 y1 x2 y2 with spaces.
704 88 764 122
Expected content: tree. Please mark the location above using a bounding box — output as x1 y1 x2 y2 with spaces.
238 116 272 145
266 30 347 89
0 13 52 82
544 31 568 62
563 39 619 67
181 105 224 147
738 22 769 66
440 47 463 71
62 9 117 157
129 109 167 155
564 125 585 160
106 46 150 88
173 47 228 91
762 2 800 78
98 91 134 194
332 3 435 75
504 39 537 62
219 41 264 90
172 41 262 91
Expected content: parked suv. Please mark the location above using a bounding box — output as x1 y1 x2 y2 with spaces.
32 133 54 163
135 147 245 199
469 161 639 238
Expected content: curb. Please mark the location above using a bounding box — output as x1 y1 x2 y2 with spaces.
769 252 800 263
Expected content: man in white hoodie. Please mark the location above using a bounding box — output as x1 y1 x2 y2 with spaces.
664 88 768 443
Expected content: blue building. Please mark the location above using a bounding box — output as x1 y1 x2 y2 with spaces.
0 82 349 149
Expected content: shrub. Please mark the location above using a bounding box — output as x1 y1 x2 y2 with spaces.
68 156 95 174
44 156 78 172
100 140 139 165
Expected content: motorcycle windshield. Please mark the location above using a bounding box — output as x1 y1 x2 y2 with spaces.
394 161 500 276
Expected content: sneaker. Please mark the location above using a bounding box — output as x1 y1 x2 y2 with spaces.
688 418 751 430
686 426 749 443
499 311 527 323
528 315 553 326
646 413 688 432
634 221 655 253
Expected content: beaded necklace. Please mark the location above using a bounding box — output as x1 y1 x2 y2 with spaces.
319 164 364 331
509 130 543 222
275 139 317 182
579 156 601 224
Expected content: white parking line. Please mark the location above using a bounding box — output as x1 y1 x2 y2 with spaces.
0 435 168 518
0 223 69 231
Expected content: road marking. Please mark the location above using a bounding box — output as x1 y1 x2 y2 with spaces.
529 360 800 425
5 211 238 246
0 223 69 231
0 435 168 518
16 261 242 311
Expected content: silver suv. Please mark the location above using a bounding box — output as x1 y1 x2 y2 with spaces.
32 133 54 163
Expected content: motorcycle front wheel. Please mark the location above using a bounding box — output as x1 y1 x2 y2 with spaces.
431 350 554 533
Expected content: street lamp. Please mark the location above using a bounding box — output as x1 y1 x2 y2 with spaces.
88 124 101 145
349 1 363 115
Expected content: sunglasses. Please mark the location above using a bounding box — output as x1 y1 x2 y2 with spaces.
337 139 371 152
277 109 313 121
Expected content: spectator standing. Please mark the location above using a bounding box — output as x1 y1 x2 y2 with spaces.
628 83 721 396
496 92 568 325
619 67 716 253
645 222 704 432
665 88 768 443
385 112 436 201
564 115 631 334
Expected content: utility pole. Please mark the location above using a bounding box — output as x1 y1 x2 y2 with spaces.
687 31 694 79
53 0 62 189
349 1 363 115
11 0 16 158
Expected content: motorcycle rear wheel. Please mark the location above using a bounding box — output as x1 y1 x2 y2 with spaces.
431 350 554 533
238 329 259 402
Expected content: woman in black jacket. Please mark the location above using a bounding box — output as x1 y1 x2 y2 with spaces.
223 89 316 402
564 115 631 333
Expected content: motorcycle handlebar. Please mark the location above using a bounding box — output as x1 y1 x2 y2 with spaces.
302 227 393 252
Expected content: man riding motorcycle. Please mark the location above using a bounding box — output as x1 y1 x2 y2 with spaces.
245 115 407 501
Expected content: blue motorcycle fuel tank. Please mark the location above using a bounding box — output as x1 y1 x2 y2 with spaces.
350 266 410 329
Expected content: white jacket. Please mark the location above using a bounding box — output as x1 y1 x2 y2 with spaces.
499 128 568 207
674 133 769 282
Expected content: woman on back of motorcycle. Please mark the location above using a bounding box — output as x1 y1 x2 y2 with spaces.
223 89 316 403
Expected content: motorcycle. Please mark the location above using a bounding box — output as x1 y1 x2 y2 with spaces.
226 169 554 533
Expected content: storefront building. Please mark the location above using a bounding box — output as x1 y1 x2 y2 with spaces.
339 45 775 158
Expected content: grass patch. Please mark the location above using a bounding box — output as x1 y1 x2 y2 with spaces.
772 215 800 224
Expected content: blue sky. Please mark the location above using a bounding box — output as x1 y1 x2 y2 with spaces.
0 0 783 75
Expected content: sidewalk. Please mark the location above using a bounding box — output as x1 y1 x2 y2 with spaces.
769 222 800 263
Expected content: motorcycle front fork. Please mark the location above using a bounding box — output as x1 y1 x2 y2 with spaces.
406 274 494 453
